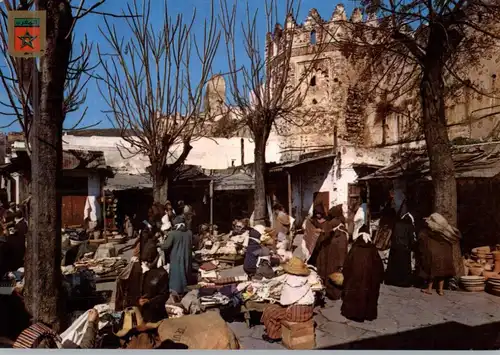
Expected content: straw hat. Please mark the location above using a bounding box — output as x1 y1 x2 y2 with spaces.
114 307 162 338
282 257 310 276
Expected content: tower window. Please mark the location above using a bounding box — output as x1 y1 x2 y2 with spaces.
310 30 317 45
310 76 317 87
312 99 318 105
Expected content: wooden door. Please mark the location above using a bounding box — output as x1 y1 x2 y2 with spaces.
348 183 362 207
313 191 330 215
62 195 87 227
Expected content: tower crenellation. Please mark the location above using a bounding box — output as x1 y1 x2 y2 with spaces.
265 6 381 55
268 4 499 162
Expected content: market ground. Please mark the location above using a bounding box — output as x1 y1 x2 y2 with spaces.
98 239 500 350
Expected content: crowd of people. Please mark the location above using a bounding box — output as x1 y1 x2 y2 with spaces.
0 187 468 348
0 194 28 287
279 192 464 334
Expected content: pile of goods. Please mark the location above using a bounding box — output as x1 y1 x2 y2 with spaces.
63 228 88 247
463 245 500 296
459 276 485 292
73 257 127 279
485 276 500 296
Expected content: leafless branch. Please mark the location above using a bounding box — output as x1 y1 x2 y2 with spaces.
97 0 220 200
0 0 107 152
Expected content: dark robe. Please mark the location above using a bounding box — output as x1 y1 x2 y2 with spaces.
141 268 169 322
312 218 349 300
0 293 31 341
0 236 9 277
385 214 415 287
243 228 262 277
3 232 25 272
341 238 384 322
161 220 192 295
417 226 455 280
115 234 159 311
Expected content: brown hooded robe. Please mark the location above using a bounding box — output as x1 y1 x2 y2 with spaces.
341 237 384 322
311 207 349 300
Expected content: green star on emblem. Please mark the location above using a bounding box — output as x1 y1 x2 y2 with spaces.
18 31 37 49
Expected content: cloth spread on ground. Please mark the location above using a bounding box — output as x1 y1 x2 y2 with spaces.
238 269 322 303
181 290 202 314
60 304 112 347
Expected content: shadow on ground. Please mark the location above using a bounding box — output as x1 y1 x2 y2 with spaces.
319 321 500 350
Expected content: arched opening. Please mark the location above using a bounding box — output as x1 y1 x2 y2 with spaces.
310 30 317 45
310 76 317 87
312 99 318 105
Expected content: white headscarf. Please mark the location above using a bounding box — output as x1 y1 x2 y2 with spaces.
353 231 372 244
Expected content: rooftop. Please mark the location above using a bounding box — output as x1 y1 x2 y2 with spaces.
359 142 500 181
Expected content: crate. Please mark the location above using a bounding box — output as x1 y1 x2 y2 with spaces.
281 319 315 350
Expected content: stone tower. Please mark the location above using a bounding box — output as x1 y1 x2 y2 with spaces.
268 4 500 163
205 75 226 116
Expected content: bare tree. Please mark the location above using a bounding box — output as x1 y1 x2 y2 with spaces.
0 0 129 332
219 0 328 225
320 1 500 227
97 0 220 204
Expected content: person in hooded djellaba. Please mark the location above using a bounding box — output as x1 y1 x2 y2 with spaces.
341 225 384 322
384 204 417 288
160 205 193 303
311 205 349 300
417 213 461 296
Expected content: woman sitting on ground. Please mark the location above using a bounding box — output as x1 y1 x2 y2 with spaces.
261 257 315 343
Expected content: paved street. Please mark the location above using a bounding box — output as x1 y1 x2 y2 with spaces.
228 284 500 350
97 240 500 350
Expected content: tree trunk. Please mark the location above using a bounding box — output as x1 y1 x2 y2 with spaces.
153 175 169 205
420 63 457 226
420 56 464 277
253 132 268 226
24 0 72 332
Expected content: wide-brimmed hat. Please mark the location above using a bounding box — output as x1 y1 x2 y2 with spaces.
114 307 162 338
282 257 310 276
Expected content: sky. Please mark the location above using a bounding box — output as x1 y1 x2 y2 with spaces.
1 0 358 133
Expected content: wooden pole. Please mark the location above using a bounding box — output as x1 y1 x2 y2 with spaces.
287 171 292 217
209 179 214 226
366 181 371 230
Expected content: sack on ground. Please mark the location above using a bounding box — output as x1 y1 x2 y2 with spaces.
157 311 240 349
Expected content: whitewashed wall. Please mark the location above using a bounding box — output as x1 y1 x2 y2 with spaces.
290 145 394 224
62 134 283 172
